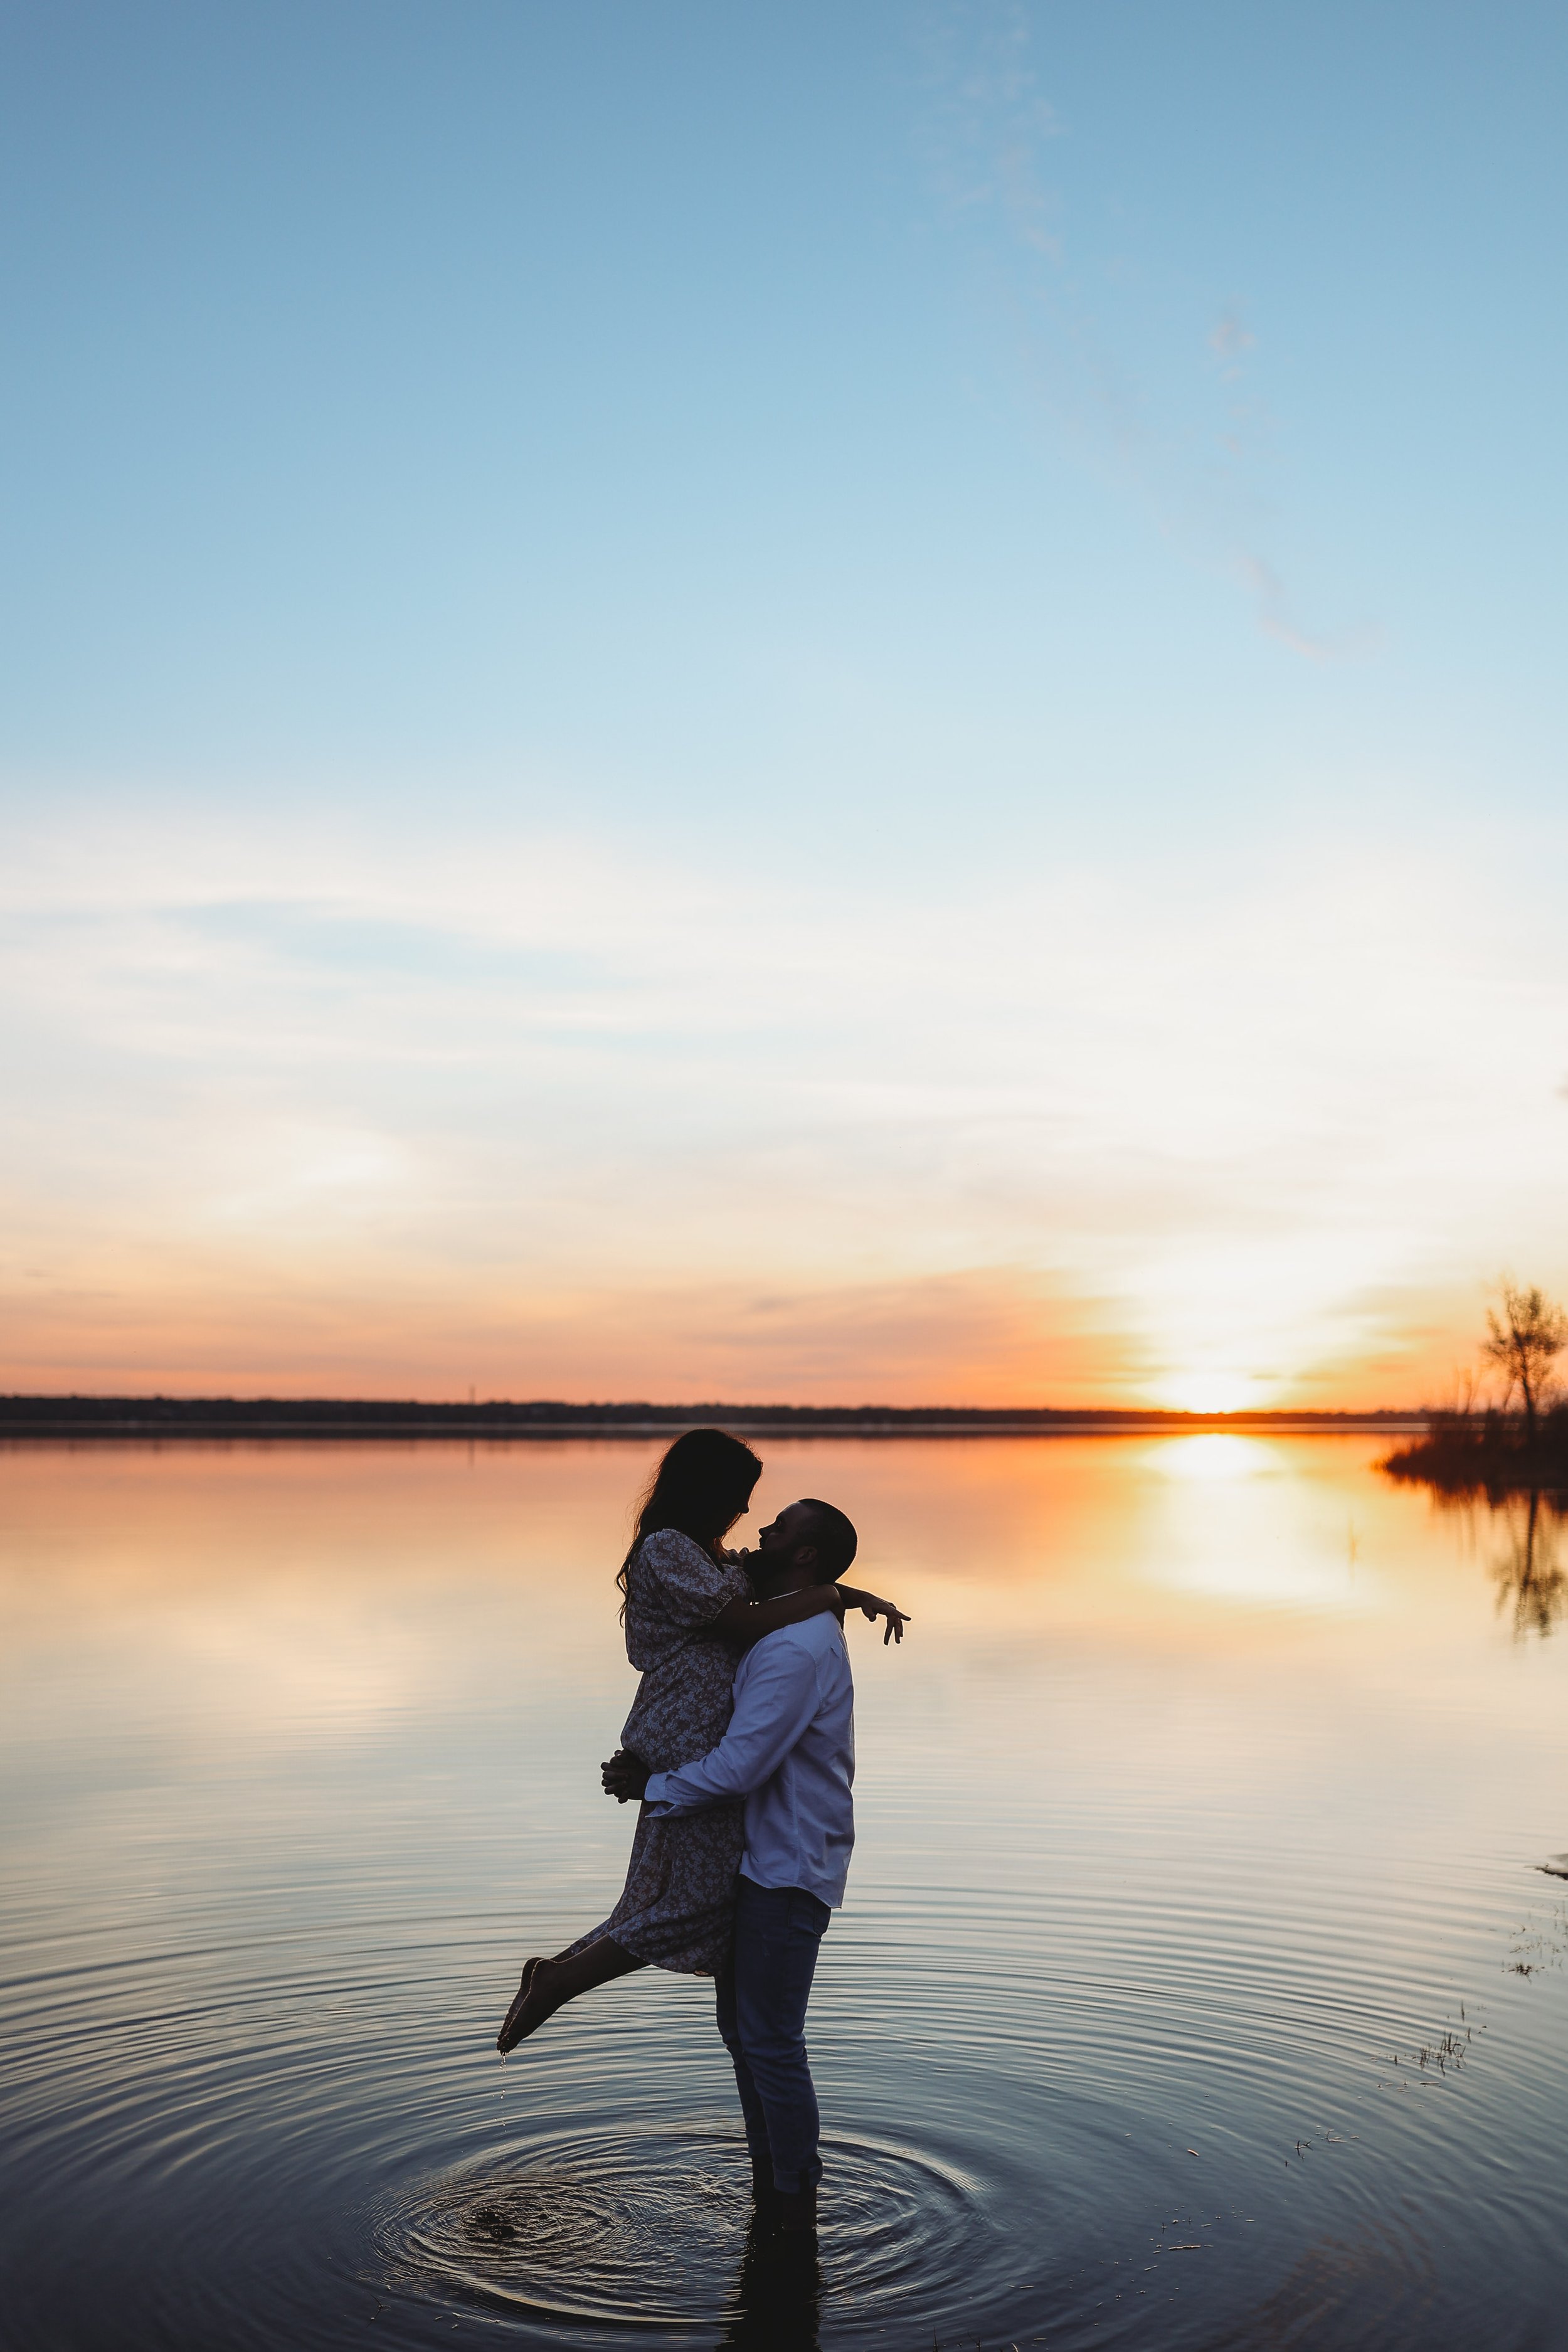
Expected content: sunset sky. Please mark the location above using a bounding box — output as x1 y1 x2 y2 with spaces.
4 1 1567 1408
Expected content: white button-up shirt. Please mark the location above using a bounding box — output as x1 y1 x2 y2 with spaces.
642 1610 856 1909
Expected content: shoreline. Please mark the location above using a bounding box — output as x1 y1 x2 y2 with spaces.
0 1396 1425 1443
1382 1416 1568 1500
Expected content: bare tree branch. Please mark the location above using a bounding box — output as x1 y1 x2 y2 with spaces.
1481 1283 1567 1444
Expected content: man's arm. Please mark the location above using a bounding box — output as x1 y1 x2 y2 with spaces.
709 1582 909 1648
604 1637 824 1814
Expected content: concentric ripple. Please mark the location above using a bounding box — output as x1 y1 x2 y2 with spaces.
374 2123 991 2326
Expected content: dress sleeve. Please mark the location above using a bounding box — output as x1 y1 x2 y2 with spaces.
638 1529 753 1628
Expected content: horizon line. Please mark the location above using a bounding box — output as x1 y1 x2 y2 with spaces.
0 1392 1429 1434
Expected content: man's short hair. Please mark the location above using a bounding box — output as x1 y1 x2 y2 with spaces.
798 1498 858 1580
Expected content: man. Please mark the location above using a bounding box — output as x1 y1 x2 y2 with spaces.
602 1498 877 2237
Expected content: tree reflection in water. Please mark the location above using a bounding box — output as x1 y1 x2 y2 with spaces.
718 2221 822 2352
1490 1488 1567 1639
1398 1476 1568 1640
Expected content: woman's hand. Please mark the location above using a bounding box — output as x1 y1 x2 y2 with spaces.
835 1586 911 1645
601 1748 652 1803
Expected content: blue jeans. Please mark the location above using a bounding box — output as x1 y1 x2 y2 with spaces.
716 1877 832 2196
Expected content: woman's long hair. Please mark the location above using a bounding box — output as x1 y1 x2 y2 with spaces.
618 1428 763 1602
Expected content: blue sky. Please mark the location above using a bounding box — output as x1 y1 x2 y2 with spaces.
4 2 1566 1402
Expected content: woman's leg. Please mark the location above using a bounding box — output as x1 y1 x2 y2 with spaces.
496 1936 645 2052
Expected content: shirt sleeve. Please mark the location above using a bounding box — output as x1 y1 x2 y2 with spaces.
644 1636 823 1813
638 1529 752 1628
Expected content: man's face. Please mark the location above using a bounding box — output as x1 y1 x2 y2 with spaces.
754 1500 818 1569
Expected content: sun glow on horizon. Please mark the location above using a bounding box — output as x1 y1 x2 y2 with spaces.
1158 1372 1263 1415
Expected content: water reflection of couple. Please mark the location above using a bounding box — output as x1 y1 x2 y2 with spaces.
496 1429 909 2239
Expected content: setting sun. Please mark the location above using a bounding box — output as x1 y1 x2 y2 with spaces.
1157 1373 1261 1416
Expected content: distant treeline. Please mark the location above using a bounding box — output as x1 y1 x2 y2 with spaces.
1 1395 1422 1439
1384 1407 1568 1496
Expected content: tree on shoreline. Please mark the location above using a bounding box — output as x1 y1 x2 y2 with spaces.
1481 1283 1567 1445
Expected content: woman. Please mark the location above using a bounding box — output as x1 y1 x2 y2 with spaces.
495 1427 906 2052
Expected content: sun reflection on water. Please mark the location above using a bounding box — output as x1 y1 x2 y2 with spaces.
1152 1434 1276 1481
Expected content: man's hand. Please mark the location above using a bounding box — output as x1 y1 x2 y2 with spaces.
835 1586 911 1645
601 1747 652 1803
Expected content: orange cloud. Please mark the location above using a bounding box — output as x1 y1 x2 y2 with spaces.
4 808 1567 1406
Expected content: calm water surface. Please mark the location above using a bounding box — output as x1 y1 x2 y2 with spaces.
3 1436 1565 2351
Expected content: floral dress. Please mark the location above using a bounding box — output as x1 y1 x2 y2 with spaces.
566 1528 753 1976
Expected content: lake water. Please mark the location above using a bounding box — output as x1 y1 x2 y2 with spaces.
3 1434 1565 2351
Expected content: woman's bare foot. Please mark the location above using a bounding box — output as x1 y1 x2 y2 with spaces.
495 1957 543 2053
495 1933 645 2053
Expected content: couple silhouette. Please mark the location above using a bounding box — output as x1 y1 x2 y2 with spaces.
495 1428 908 2241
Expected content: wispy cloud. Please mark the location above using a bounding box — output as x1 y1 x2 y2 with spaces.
919 1 1357 659
1209 309 1257 374
3 800 1565 1402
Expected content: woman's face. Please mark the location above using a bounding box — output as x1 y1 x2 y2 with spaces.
719 1475 761 1536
